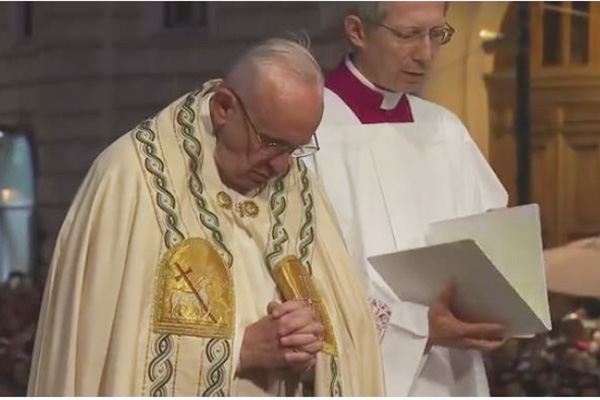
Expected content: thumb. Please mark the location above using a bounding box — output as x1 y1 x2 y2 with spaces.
437 280 456 307
267 301 280 316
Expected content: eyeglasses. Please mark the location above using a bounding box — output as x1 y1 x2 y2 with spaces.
227 88 320 159
376 22 455 46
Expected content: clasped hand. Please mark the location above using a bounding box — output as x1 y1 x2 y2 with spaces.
240 300 324 374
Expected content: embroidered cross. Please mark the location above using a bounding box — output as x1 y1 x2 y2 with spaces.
174 265 193 281
173 262 217 323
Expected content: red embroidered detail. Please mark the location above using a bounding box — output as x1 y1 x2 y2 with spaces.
370 298 392 342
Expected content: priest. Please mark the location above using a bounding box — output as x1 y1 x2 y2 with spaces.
309 2 508 396
28 38 385 396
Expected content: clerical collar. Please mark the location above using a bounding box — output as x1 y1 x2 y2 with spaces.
344 57 403 110
325 56 414 124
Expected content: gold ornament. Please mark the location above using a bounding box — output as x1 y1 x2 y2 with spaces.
216 191 232 210
153 238 234 338
243 201 259 218
273 255 338 355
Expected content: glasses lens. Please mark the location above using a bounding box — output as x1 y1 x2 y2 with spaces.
441 24 454 45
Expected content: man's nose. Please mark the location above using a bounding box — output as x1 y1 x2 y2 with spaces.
413 35 434 65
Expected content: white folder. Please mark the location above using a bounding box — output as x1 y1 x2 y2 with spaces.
367 204 552 337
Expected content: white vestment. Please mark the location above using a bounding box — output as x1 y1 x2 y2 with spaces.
28 80 385 396
309 59 508 396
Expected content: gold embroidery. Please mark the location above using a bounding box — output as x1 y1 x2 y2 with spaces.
273 256 338 356
154 238 234 338
243 201 259 218
216 191 232 210
217 192 258 218
233 200 260 218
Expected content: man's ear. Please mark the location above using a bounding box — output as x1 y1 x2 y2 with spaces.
211 88 235 127
344 15 368 49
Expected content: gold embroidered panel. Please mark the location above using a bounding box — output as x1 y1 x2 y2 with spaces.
154 238 234 338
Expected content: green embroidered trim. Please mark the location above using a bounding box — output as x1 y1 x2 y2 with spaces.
202 338 232 396
134 119 185 247
148 333 175 396
330 356 343 396
133 118 182 395
265 165 343 395
174 88 233 268
296 159 315 265
173 85 234 397
265 175 289 271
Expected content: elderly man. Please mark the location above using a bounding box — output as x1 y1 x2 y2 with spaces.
310 2 508 396
28 38 384 396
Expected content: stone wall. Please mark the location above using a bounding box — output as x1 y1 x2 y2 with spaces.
0 2 349 273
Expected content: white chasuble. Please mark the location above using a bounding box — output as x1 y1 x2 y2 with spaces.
28 80 385 396
310 72 508 396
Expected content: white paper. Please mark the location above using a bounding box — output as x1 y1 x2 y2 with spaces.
367 204 551 337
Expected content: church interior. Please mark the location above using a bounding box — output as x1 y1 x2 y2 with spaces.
0 1 599 396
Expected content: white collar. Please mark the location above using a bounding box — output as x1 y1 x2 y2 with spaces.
345 56 404 111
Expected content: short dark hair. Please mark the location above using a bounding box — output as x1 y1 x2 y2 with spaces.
353 2 386 26
350 2 450 28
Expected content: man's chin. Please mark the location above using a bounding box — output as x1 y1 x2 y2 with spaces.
239 178 267 196
383 79 423 95
392 73 425 93
400 80 425 95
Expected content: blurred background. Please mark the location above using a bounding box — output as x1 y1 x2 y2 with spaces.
0 1 598 396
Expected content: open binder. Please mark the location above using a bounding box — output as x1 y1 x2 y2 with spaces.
367 204 552 337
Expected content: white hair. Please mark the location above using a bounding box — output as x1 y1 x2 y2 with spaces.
225 37 324 96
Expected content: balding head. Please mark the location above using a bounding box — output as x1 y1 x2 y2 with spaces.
210 38 324 195
224 38 324 101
